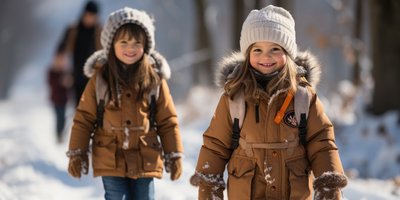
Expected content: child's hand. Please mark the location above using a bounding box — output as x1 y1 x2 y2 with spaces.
164 152 183 181
313 172 347 200
66 149 89 178
170 157 182 181
190 173 225 200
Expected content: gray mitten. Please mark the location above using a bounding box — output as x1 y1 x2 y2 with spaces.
190 172 225 200
313 172 348 200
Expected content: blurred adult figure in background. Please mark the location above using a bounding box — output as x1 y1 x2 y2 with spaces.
60 1 102 106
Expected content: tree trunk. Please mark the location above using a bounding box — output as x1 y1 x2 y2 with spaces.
352 0 362 86
232 0 246 51
369 0 400 115
0 0 38 99
274 0 293 10
194 0 213 86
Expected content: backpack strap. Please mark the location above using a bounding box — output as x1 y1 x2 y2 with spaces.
273 85 312 146
148 85 160 130
228 89 245 149
294 85 312 146
274 90 294 124
94 70 161 131
95 74 109 128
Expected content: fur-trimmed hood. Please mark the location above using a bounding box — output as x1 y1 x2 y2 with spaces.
215 50 321 89
83 49 171 80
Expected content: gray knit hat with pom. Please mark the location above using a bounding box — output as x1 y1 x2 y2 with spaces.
101 7 155 56
240 5 297 59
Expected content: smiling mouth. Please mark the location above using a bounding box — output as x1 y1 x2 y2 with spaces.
259 63 275 67
124 53 136 58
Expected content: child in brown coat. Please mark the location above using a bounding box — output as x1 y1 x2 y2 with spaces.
190 5 347 200
66 7 183 200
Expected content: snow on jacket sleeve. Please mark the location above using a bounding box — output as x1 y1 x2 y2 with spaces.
155 79 183 154
68 74 97 151
195 93 233 174
305 89 345 178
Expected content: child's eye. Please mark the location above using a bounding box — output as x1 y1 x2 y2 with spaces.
252 48 262 52
271 47 283 53
272 47 281 51
134 42 143 48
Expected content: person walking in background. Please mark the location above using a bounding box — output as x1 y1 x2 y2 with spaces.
66 7 183 200
190 5 347 200
47 43 72 143
60 0 102 106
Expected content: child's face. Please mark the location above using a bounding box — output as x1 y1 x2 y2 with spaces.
249 41 287 74
114 34 144 65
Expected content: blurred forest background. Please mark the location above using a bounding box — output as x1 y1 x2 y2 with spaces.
0 0 399 178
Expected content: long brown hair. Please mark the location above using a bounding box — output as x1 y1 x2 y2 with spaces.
102 23 160 106
225 43 297 102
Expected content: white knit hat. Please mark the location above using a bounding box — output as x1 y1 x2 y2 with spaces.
101 7 155 56
240 5 297 59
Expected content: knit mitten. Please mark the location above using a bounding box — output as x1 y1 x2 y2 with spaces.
313 172 348 200
170 157 182 180
190 172 225 200
164 152 183 181
66 149 89 178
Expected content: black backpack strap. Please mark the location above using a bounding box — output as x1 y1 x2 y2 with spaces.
149 94 157 130
294 86 312 147
231 118 240 149
95 74 109 129
148 85 160 131
96 99 105 128
228 89 245 150
298 113 307 146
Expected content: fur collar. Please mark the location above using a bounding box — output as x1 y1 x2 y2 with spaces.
215 50 321 90
83 49 171 80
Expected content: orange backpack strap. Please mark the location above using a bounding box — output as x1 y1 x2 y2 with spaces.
274 90 294 124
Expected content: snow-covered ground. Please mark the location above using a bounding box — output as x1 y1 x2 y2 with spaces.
0 59 399 199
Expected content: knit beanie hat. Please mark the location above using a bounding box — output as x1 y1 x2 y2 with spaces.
240 5 297 59
84 1 99 14
83 7 171 81
101 7 155 56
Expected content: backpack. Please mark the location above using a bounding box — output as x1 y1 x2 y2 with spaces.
229 85 312 149
94 55 162 131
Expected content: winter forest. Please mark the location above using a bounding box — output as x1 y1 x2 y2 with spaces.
0 0 399 199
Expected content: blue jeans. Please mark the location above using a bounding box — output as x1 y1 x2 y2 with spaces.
101 176 155 200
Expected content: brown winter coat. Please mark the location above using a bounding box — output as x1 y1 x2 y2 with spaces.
194 52 346 199
68 52 183 179
64 24 102 54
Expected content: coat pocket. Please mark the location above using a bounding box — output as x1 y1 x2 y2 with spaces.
286 156 312 200
227 155 256 199
140 135 163 172
92 134 117 170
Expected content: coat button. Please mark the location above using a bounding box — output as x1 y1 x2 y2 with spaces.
126 93 131 98
272 151 278 157
126 120 131 125
271 186 276 191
